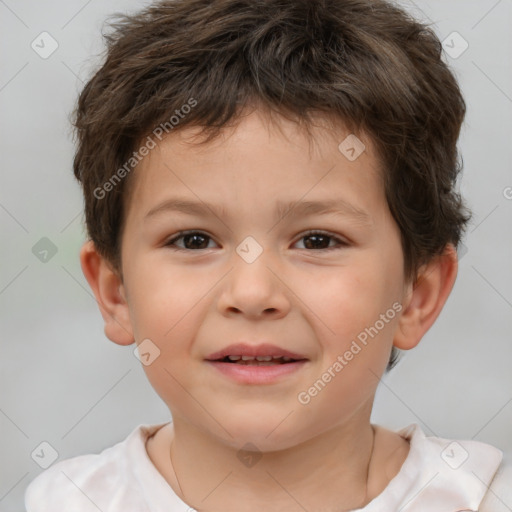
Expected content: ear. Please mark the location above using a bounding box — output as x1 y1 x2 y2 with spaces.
394 243 458 350
79 240 134 346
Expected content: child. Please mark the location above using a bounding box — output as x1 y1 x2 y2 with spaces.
25 0 511 510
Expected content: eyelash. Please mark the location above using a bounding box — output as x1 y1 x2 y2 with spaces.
163 230 348 252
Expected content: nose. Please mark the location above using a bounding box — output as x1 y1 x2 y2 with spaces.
216 247 292 320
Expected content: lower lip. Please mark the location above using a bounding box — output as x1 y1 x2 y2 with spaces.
206 360 308 384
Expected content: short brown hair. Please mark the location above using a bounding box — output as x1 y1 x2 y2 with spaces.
73 0 471 370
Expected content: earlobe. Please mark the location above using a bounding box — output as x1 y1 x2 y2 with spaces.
79 240 135 346
394 244 458 350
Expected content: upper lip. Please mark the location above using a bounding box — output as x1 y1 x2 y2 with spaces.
206 343 307 361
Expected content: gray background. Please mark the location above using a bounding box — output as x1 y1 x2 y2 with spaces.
1 1 511 510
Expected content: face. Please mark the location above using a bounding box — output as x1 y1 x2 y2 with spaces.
119 109 409 450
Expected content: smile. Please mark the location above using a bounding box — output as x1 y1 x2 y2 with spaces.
218 355 297 365
205 342 309 384
206 358 308 384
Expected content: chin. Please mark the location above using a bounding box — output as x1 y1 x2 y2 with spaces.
213 413 313 453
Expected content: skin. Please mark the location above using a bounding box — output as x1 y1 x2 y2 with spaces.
81 108 458 511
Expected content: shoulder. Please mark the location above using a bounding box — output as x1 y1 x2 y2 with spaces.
24 423 166 512
390 424 505 511
480 451 512 512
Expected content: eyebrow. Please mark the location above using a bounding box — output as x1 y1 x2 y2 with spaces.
144 197 372 226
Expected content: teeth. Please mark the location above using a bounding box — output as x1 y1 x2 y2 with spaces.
224 355 296 363
231 355 288 361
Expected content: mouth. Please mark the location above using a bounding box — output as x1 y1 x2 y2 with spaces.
205 343 308 364
211 355 303 366
205 343 309 384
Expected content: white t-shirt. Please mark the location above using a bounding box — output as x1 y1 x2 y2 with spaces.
25 422 504 512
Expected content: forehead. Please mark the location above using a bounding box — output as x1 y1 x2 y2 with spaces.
124 109 385 221
165 108 377 163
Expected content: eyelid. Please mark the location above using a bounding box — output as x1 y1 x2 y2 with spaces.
293 229 349 250
164 230 218 250
164 229 349 251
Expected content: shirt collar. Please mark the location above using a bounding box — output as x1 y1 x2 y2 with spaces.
360 423 503 511
132 422 503 512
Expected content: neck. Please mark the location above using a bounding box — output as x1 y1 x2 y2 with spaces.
168 416 378 512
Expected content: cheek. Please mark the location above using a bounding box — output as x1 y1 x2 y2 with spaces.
303 257 400 358
128 265 206 409
302 261 375 325
127 255 210 340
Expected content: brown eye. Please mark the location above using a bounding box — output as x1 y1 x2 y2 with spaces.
165 231 216 250
295 231 347 251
